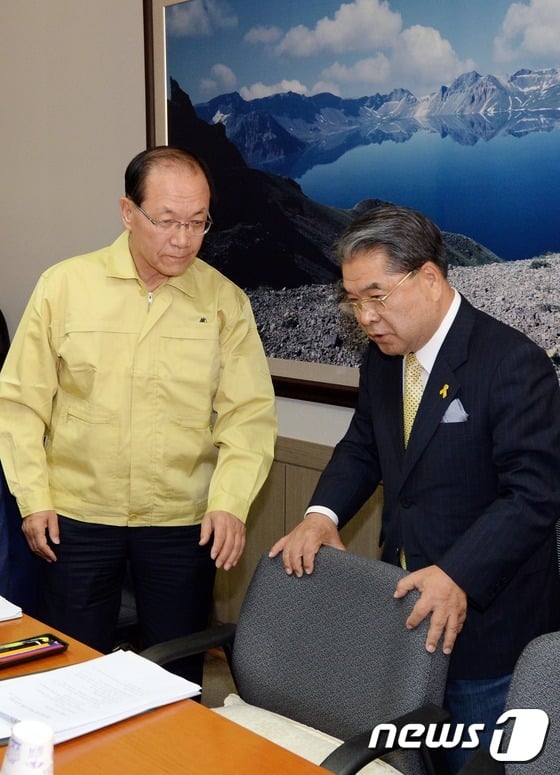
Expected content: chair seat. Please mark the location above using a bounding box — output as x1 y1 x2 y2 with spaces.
212 693 402 774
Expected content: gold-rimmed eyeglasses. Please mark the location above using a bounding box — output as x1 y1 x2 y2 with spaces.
135 203 213 235
339 270 416 317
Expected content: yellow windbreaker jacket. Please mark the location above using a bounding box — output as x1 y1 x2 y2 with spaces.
0 231 277 525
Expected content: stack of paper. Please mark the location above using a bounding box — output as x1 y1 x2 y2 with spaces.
0 597 22 622
0 649 200 744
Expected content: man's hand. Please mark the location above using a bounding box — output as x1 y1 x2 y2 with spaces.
22 510 60 563
269 513 346 577
393 565 467 655
199 510 246 570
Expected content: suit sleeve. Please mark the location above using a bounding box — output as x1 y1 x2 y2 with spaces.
309 347 383 528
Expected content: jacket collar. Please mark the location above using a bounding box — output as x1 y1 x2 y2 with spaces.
105 230 196 297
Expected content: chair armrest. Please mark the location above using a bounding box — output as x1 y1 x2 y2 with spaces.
320 703 451 775
139 622 236 668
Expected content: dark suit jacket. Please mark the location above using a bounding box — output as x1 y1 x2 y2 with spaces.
311 296 560 680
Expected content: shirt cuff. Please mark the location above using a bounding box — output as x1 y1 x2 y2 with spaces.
304 505 339 526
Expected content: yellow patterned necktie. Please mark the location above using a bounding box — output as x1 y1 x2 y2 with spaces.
403 352 424 447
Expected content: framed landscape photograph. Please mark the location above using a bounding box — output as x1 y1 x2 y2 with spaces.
144 0 560 404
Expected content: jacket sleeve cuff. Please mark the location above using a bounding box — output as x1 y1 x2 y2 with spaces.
206 493 252 523
16 490 55 518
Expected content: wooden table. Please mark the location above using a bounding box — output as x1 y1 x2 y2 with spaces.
0 615 327 774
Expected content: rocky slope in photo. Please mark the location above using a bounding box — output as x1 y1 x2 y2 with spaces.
248 254 560 376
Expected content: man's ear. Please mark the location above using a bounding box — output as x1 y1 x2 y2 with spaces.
419 261 445 297
120 197 134 230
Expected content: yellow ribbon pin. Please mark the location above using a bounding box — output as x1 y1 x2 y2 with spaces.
439 384 449 399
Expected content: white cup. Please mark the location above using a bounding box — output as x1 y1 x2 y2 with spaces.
0 720 54 775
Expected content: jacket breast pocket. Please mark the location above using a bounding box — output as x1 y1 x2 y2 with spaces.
157 323 221 412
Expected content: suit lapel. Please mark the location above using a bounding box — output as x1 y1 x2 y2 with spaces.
368 348 405 467
401 296 475 482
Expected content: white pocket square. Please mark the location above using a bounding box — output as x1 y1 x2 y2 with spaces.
441 398 469 423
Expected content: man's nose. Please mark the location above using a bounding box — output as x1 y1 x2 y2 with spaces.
356 303 382 324
170 223 192 246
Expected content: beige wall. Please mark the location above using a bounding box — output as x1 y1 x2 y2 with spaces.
0 1 146 337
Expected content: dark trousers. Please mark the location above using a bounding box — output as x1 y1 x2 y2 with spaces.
38 516 216 685
443 674 512 774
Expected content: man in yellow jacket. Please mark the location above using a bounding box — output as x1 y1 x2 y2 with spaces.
0 146 277 682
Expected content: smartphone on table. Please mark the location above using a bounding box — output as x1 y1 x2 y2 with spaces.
0 634 68 668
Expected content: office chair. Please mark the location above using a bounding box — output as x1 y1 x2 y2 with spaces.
457 629 560 775
141 547 450 775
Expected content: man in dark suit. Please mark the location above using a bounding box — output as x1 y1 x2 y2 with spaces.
270 204 560 772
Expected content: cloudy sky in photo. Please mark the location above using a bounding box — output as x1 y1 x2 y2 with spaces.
164 0 560 104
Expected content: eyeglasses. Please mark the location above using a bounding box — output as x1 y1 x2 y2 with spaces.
135 204 213 235
339 270 416 317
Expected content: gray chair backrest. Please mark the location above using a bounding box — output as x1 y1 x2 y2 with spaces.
502 630 560 774
232 547 449 742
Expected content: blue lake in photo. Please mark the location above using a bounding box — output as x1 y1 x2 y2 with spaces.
297 129 560 262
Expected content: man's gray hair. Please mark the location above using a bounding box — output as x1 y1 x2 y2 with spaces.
336 204 448 277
